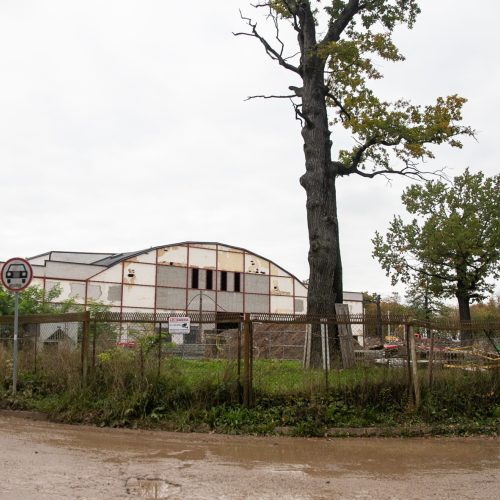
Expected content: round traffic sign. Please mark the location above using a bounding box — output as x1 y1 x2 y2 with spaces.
1 257 33 292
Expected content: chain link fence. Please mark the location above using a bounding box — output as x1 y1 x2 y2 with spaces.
0 311 498 407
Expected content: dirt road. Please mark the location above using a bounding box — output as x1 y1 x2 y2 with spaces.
0 412 498 499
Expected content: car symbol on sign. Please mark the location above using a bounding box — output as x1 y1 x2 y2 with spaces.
5 264 28 284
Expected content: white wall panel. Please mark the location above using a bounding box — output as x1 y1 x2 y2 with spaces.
127 250 156 264
270 263 289 277
245 254 269 274
89 265 123 284
271 296 294 314
294 280 308 298
270 276 293 296
123 262 156 286
189 247 216 269
122 285 155 308
217 250 244 272
157 245 188 266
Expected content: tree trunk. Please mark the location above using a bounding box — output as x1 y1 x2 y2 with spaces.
296 6 343 368
456 293 473 345
299 67 342 366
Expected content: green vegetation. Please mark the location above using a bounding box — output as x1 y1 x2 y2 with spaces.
0 350 498 437
373 169 500 328
0 283 76 315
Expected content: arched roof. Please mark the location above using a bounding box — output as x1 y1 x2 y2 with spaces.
91 241 305 285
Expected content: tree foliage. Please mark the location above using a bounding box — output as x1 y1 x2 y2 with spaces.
0 284 76 316
372 169 500 322
404 275 447 322
239 1 473 181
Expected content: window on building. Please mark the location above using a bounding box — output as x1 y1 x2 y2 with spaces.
234 272 241 292
191 268 199 289
206 270 213 290
220 271 227 291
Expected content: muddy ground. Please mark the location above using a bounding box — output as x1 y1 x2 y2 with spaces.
0 411 498 499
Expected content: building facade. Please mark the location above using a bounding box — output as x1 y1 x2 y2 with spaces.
2 242 364 340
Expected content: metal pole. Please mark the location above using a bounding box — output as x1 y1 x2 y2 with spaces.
405 323 413 405
12 292 19 395
375 294 383 344
198 292 204 343
249 319 254 407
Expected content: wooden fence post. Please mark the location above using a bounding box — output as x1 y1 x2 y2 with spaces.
303 324 311 368
335 304 356 369
157 322 162 379
405 323 414 405
408 323 421 409
237 321 242 403
92 316 97 371
243 314 252 408
427 329 435 389
81 311 90 387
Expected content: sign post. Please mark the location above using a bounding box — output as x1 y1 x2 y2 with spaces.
1 257 33 394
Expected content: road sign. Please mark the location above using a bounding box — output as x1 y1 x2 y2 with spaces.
168 317 191 334
1 257 33 395
1 257 33 292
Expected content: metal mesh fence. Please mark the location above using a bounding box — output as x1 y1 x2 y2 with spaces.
0 319 85 387
0 311 498 406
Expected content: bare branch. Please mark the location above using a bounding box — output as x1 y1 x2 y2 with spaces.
281 0 301 32
336 135 449 181
234 10 301 75
292 101 312 127
245 94 297 101
404 261 456 283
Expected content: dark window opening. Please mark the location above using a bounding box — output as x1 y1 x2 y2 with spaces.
220 271 227 291
191 268 199 289
206 270 213 290
234 272 241 292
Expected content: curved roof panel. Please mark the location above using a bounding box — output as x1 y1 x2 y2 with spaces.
88 241 305 285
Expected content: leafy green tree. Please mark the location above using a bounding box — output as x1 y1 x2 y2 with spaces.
236 1 472 364
404 275 447 322
0 284 75 315
363 291 410 341
372 169 500 341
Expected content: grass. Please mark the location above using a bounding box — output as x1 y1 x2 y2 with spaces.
0 346 499 436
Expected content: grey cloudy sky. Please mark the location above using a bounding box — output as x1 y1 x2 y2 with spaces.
0 0 498 298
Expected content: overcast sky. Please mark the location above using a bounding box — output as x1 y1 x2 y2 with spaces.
0 1 498 300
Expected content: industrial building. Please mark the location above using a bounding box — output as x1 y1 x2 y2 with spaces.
2 242 364 340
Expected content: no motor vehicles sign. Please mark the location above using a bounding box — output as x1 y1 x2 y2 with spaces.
1 257 33 292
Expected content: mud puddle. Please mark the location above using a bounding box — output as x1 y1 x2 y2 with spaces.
0 412 499 499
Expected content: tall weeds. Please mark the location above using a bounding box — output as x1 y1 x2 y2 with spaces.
1 345 498 434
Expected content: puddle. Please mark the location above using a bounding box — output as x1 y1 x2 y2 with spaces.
125 477 181 498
